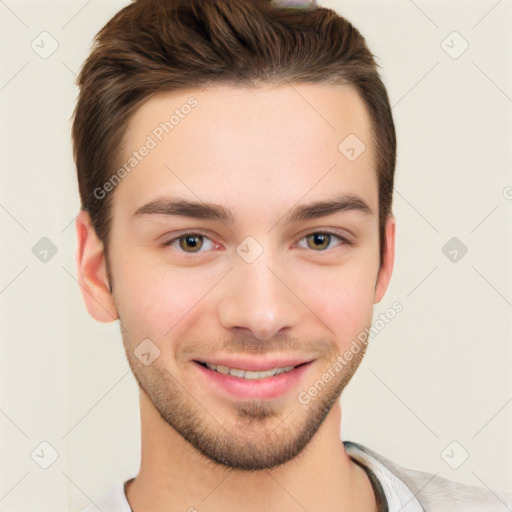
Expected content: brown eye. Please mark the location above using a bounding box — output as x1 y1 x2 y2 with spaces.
164 232 216 254
306 232 331 250
297 231 348 252
178 234 204 252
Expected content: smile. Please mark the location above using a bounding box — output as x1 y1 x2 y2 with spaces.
194 359 313 400
199 361 296 380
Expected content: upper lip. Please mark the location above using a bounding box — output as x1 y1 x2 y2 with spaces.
194 356 313 372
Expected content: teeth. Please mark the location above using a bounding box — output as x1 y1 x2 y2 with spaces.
204 362 295 379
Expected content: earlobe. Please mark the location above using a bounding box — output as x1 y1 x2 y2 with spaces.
75 209 119 323
374 216 396 304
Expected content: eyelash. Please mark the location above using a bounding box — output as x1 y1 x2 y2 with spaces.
162 230 352 254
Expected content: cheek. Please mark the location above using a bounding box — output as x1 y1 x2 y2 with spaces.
112 255 217 340
322 286 374 342
294 257 378 342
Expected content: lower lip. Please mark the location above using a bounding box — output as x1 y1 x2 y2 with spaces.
194 361 313 400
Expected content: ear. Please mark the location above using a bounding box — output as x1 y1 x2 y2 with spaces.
75 209 119 323
374 216 396 304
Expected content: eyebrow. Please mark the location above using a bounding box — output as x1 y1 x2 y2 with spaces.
133 194 373 225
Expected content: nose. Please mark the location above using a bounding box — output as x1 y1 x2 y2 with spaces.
217 252 302 341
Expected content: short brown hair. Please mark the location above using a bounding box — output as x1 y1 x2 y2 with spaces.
72 0 396 268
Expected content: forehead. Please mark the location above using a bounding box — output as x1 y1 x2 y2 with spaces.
114 82 377 219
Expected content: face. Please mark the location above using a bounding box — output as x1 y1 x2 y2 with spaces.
77 82 395 471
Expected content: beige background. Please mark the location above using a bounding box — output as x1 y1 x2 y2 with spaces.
0 0 511 510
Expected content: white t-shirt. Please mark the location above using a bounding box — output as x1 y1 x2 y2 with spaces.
79 441 423 512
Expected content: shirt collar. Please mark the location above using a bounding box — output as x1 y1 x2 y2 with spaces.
344 441 424 512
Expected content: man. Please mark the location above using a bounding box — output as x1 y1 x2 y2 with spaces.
72 0 512 510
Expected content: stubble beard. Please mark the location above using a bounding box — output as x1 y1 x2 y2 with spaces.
121 330 366 471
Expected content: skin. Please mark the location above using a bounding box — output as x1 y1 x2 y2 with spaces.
76 82 395 512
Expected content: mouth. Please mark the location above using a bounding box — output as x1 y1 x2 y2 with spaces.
192 358 314 400
194 360 310 380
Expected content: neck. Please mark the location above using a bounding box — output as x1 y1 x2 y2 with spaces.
125 392 376 512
